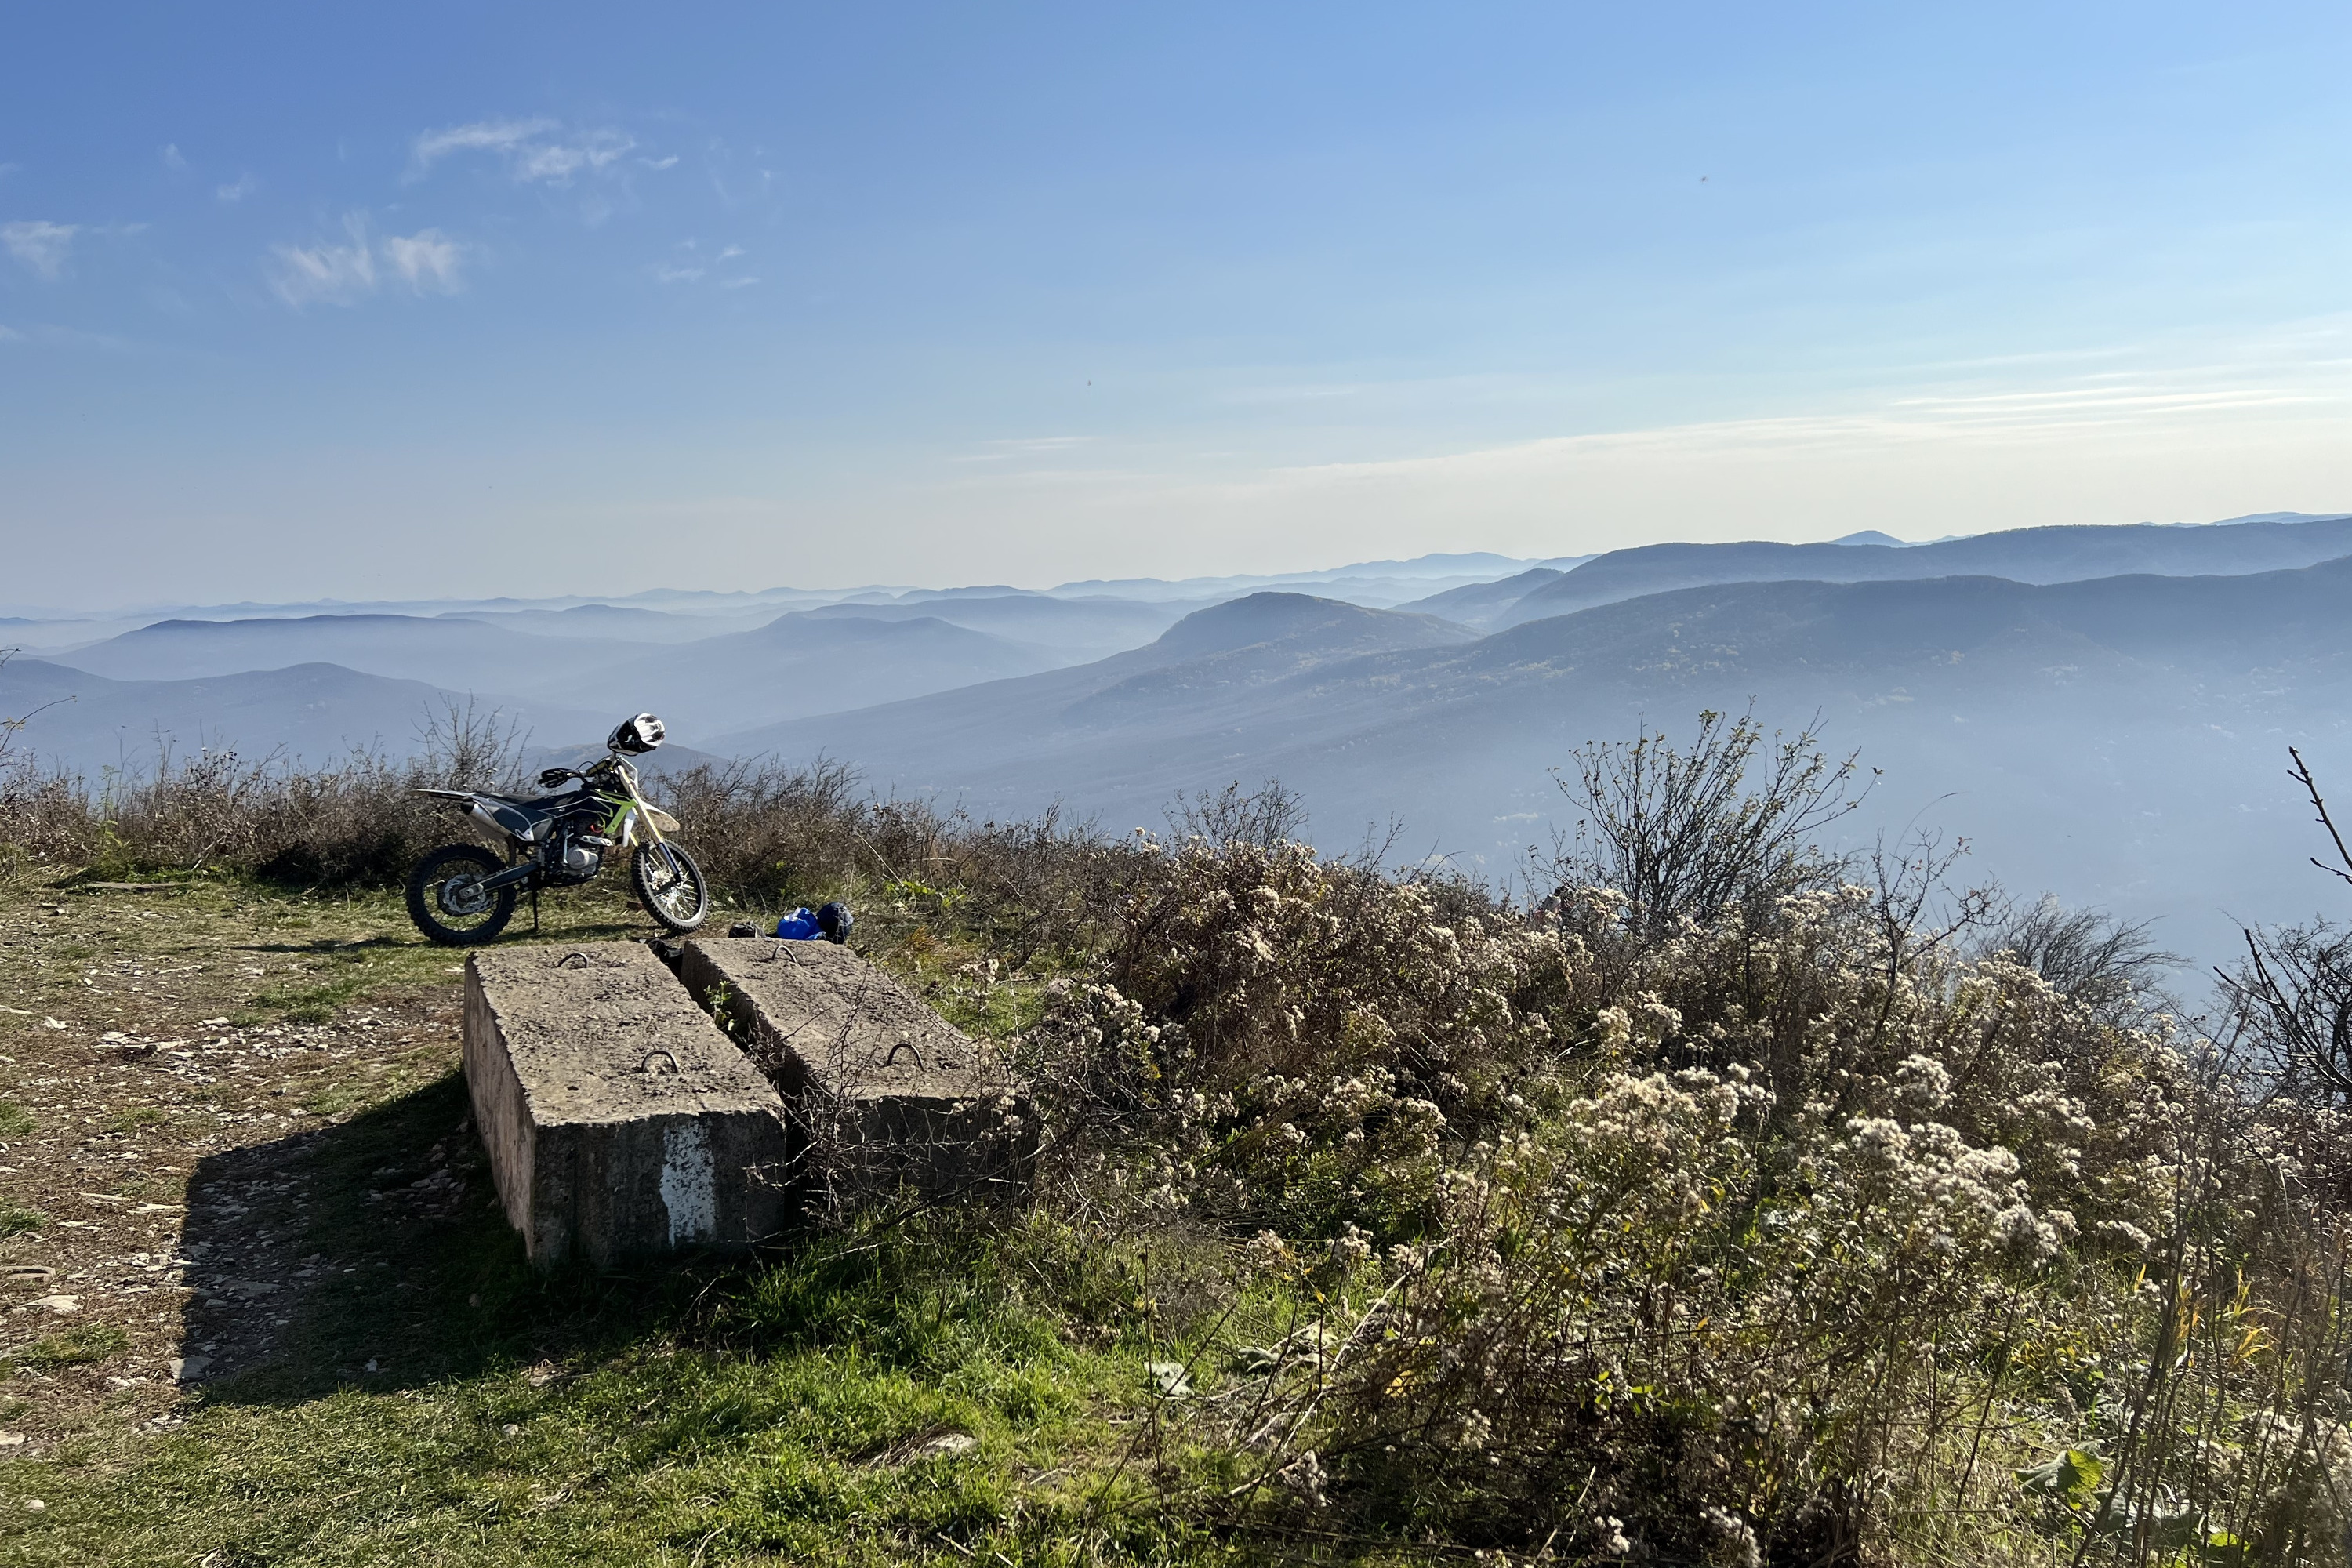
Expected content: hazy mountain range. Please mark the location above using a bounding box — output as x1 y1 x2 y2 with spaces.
1439 514 2352 630
0 656 608 777
0 549 1581 650
734 553 2352 971
7 514 2351 974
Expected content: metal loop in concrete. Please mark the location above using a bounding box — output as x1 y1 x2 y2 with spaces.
463 942 794 1268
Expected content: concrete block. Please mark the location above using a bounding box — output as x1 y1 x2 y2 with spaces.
464 942 794 1269
679 937 1034 1211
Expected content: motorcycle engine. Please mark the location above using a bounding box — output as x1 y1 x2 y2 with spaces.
543 820 610 885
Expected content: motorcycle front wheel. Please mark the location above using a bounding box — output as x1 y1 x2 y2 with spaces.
633 842 710 933
405 844 517 946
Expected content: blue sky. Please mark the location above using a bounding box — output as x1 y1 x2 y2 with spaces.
4 3 2349 605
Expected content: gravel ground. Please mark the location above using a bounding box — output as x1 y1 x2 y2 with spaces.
0 880 642 1454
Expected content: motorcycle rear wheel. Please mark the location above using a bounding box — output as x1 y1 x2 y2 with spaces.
405 844 517 946
633 841 710 933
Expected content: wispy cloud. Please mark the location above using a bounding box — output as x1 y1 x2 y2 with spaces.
269 215 470 307
408 117 643 186
0 321 131 352
161 143 187 170
512 129 634 183
382 228 465 292
653 238 754 288
919 321 2352 569
1176 328 2352 493
1 220 78 279
1883 376 2327 433
408 117 556 176
269 215 376 306
216 172 259 203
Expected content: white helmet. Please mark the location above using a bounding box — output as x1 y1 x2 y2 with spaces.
608 713 666 754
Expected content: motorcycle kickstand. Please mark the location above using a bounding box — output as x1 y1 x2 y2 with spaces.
531 887 540 935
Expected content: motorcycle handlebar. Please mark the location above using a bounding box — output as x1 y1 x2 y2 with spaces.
537 754 630 791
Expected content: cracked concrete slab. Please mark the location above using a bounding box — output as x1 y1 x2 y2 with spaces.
679 938 1034 1212
464 942 793 1268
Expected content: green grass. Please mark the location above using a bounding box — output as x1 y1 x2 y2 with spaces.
245 930 467 1023
0 1198 1256 1565
9 1325 129 1372
0 1205 44 1239
0 879 1363 1566
214 880 667 1022
249 936 442 1022
0 1102 34 1137
0 1059 1279 1566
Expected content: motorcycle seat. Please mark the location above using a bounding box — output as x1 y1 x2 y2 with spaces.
480 792 582 814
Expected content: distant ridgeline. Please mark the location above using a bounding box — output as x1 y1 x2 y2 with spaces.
6 512 2352 971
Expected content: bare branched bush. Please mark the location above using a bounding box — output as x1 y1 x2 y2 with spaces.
2224 750 2352 1111
2228 921 2352 1107
0 697 531 887
0 650 41 777
1546 707 1868 940
670 757 1142 965
412 696 530 791
1983 893 2183 1025
0 650 85 884
1166 779 1310 849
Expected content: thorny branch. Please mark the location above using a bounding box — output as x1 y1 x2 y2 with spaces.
2291 745 2352 888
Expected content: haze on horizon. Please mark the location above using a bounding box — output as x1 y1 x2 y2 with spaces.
5 3 2350 603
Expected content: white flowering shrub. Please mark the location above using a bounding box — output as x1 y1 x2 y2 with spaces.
1022 833 1567 1232
1014 815 2352 1563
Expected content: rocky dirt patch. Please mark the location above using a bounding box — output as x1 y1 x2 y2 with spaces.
0 880 645 1454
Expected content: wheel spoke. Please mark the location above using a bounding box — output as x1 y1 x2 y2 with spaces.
407 845 514 946
436 875 499 926
634 844 705 931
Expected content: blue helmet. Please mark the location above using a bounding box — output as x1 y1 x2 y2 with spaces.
815 902 853 944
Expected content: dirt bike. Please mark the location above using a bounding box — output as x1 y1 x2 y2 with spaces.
403 712 710 946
